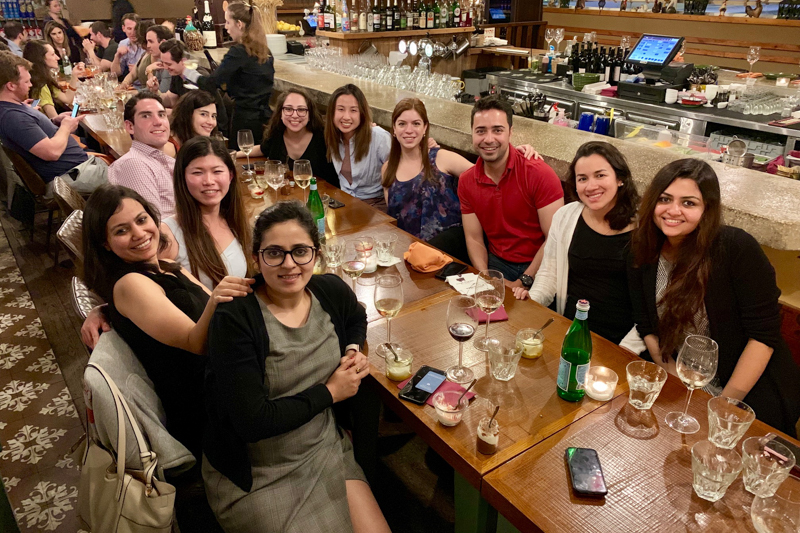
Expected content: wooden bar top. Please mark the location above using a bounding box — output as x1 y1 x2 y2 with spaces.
366 291 639 488
318 27 474 40
482 375 800 533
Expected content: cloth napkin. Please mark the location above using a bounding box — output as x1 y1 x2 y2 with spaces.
397 377 476 407
466 305 509 324
403 242 452 273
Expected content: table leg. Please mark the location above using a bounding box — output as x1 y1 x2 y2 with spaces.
496 513 521 533
454 471 496 533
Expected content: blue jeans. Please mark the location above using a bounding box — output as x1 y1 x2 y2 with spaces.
487 253 529 282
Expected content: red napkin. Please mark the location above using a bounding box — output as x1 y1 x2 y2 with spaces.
466 305 508 324
397 377 476 407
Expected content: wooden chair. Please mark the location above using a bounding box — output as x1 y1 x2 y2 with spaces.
56 209 83 269
70 276 103 320
53 176 86 215
1 145 59 253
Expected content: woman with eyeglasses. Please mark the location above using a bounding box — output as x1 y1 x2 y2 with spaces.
239 88 338 188
203 201 390 533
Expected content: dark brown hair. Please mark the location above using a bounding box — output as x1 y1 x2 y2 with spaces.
159 38 188 62
173 137 251 286
90 21 112 38
632 158 721 358
264 87 323 144
44 21 72 62
565 141 640 231
471 95 513 129
170 90 218 146
325 84 372 164
382 98 434 188
82 184 175 303
252 200 320 257
123 90 164 123
146 24 173 44
227 2 270 63
22 41 58 100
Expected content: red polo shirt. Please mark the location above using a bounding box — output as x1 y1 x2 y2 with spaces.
458 145 563 264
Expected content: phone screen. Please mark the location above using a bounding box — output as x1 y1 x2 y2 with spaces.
71 103 80 118
414 371 447 393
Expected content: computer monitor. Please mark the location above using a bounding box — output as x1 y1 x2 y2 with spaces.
626 34 684 69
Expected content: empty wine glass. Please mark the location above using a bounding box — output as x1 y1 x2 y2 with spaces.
446 295 479 384
265 161 285 204
666 335 719 434
554 28 564 55
747 46 761 77
545 28 555 55
374 274 403 357
293 159 312 203
473 270 504 352
237 129 255 183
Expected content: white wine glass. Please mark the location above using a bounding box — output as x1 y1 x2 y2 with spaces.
665 335 719 434
473 269 504 352
374 274 403 356
237 129 255 183
342 240 367 304
265 160 285 205
446 295 479 384
554 28 564 55
747 46 761 77
545 28 555 54
294 159 313 203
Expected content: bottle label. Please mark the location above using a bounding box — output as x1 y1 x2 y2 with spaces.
203 30 217 47
575 310 588 320
317 217 326 239
556 357 571 392
575 363 589 390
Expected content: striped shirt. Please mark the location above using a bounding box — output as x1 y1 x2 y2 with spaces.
108 140 176 218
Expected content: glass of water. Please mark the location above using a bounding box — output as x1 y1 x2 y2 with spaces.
321 238 345 268
691 440 743 502
626 361 668 410
375 233 398 264
707 396 755 449
487 338 523 382
751 474 800 533
742 437 796 497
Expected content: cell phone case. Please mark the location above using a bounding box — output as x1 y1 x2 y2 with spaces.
565 447 607 497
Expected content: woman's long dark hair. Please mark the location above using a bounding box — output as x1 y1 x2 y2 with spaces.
173 137 251 287
264 87 324 143
324 84 373 164
22 40 58 101
565 141 640 231
82 184 174 303
632 158 722 358
170 90 219 146
44 21 72 62
381 98 435 189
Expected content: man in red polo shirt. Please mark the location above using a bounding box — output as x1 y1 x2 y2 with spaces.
459 96 564 298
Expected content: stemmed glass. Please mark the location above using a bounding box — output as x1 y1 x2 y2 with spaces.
665 335 719 434
545 28 555 55
473 270 504 352
374 274 403 356
446 295 479 384
747 46 761 78
342 241 367 302
554 28 564 55
293 159 312 203
237 129 255 183
265 161 285 204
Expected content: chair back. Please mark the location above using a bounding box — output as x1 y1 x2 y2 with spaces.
71 277 104 320
53 176 86 216
2 145 48 197
57 209 84 266
84 330 196 475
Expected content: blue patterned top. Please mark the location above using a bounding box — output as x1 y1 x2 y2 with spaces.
386 147 462 241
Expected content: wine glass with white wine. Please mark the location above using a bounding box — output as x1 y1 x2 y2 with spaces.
473 269 504 352
342 241 367 305
446 295 479 384
293 159 312 203
665 335 719 434
238 129 254 183
374 274 403 358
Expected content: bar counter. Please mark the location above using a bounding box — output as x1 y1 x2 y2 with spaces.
272 59 800 252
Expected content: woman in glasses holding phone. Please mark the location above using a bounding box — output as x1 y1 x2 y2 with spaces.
238 88 338 188
203 201 390 533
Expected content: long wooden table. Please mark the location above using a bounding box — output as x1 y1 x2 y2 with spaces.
81 113 132 160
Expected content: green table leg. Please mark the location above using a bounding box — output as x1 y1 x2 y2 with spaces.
454 471 497 533
496 513 521 533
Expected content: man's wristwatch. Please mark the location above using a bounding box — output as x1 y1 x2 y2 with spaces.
519 274 533 290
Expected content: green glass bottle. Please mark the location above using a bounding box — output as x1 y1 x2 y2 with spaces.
306 177 326 243
557 299 592 401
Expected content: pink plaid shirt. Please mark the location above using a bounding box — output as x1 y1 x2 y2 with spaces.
108 141 176 218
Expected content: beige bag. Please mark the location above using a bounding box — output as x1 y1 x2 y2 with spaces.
78 363 176 532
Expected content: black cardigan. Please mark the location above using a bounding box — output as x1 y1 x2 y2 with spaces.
628 226 800 436
203 273 367 492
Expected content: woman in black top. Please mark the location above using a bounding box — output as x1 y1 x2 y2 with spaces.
176 1 274 148
242 87 338 188
203 201 389 533
628 158 800 436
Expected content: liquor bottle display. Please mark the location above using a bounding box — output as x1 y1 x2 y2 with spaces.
202 0 217 48
307 178 326 243
351 0 360 32
557 299 592 402
324 0 334 29
393 0 401 30
318 0 326 29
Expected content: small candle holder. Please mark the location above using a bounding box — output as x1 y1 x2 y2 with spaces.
776 77 791 87
585 366 618 402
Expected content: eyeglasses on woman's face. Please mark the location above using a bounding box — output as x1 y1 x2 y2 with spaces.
258 245 317 267
282 106 309 118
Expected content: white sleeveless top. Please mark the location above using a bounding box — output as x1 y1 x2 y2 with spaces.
163 216 248 291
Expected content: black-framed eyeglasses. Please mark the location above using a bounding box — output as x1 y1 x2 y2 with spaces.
258 246 316 267
282 106 309 118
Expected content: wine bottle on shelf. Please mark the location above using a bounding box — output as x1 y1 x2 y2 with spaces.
417 0 425 28
434 0 442 28
404 0 412 29
373 0 381 31
342 0 350 32
557 300 592 402
351 0 360 32
358 0 367 30
386 0 394 30
324 0 334 30
317 0 326 29
412 0 420 29
202 0 217 48
393 0 401 30
461 0 469 27
466 0 473 26
401 0 409 29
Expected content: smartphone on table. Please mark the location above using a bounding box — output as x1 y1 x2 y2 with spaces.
71 103 80 118
399 366 447 405
565 447 608 497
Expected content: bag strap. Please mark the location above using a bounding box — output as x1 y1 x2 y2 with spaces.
86 363 159 498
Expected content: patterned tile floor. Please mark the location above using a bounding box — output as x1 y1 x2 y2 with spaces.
0 230 86 532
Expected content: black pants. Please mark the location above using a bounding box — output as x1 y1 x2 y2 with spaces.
166 464 225 533
228 107 270 149
428 225 471 266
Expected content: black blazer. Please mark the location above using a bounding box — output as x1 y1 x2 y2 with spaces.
629 226 800 437
203 273 368 492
